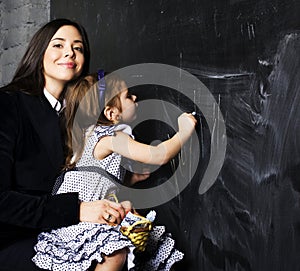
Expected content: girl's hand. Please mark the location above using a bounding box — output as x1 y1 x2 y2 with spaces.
79 199 126 225
177 112 197 141
124 171 150 186
130 172 150 184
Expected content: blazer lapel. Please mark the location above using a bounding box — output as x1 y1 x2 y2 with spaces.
21 92 64 171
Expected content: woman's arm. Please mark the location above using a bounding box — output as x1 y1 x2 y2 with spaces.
0 91 79 230
95 113 197 165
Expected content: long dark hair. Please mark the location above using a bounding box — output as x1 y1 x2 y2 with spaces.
64 73 124 169
3 18 90 95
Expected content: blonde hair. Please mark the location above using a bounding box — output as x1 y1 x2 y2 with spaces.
64 72 125 169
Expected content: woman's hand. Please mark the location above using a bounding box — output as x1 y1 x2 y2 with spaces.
79 199 127 225
120 200 132 214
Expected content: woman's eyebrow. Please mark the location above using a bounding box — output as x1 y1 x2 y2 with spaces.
50 37 83 43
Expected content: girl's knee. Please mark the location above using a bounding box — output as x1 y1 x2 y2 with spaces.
111 248 127 265
99 248 127 270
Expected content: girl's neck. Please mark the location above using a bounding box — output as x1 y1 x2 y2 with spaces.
98 121 120 127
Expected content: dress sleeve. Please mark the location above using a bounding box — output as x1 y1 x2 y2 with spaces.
93 124 134 142
114 124 134 138
0 91 79 230
93 125 116 141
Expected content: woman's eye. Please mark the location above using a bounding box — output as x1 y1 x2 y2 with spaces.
53 44 63 48
74 47 83 52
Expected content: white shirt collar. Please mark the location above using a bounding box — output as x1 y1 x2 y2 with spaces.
43 88 62 111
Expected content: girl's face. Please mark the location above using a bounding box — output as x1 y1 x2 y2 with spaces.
43 25 85 95
119 82 137 123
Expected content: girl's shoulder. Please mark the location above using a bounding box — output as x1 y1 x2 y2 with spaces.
92 123 134 141
114 124 133 137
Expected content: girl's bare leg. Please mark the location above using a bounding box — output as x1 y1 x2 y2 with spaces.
94 249 127 271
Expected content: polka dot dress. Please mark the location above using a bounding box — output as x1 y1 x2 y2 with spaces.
32 124 184 271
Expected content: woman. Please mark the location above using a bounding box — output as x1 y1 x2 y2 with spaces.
0 19 127 270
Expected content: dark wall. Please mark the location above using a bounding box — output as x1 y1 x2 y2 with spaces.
51 1 300 270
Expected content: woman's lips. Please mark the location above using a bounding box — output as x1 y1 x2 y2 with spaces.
58 62 76 69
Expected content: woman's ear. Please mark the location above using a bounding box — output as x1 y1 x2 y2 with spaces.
104 106 120 122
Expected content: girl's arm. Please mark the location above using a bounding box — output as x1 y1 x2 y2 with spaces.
94 113 197 165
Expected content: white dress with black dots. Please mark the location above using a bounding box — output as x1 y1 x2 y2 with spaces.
32 124 184 271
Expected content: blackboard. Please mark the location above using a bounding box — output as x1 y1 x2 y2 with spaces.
51 1 300 270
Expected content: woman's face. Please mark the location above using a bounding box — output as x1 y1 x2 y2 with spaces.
43 25 85 94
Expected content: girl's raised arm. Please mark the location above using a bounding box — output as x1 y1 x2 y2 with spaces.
94 113 197 165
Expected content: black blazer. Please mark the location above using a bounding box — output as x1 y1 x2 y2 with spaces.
0 89 79 247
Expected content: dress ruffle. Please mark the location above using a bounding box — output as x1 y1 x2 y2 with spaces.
33 222 132 271
33 219 183 271
133 226 184 271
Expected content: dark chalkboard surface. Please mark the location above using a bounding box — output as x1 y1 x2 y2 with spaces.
52 1 300 270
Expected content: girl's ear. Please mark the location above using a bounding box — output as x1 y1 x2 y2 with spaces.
104 106 120 123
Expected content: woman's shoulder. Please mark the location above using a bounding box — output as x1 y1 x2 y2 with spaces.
0 82 22 93
0 87 23 123
0 88 42 111
0 85 31 99
0 86 20 105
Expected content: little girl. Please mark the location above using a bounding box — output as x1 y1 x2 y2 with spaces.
32 72 197 271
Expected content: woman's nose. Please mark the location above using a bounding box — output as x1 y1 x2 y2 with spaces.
64 47 75 58
132 95 137 102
